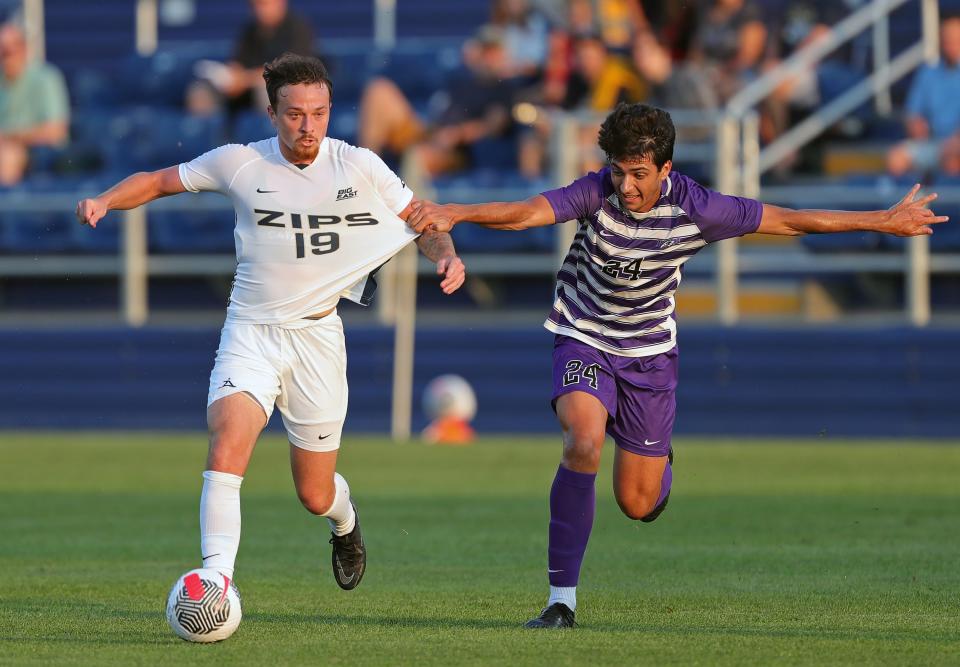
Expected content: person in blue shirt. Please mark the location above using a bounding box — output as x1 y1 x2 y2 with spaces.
887 14 960 177
0 21 69 185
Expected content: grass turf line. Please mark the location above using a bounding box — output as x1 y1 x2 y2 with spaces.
0 434 958 665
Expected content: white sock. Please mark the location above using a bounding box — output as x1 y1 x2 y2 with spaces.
322 472 356 536
200 470 243 578
548 586 577 611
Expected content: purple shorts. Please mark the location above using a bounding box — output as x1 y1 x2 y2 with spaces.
551 335 677 457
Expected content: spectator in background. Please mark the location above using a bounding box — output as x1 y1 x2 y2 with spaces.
682 0 767 106
358 26 519 180
757 0 864 171
195 0 314 115
635 0 697 61
593 0 645 56
490 0 551 83
0 21 69 186
520 0 672 178
184 79 223 119
563 33 648 112
887 14 960 178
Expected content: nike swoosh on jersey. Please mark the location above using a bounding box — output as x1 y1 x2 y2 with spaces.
256 187 278 193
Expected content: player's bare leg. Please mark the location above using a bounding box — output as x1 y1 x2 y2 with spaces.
526 391 606 629
613 447 672 522
207 392 266 474
200 392 268 578
290 446 365 590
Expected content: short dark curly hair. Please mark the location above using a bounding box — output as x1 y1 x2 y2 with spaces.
597 103 675 168
263 52 334 109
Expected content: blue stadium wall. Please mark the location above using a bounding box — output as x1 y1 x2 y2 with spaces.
0 326 955 438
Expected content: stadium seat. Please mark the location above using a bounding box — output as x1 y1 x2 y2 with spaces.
801 230 886 253
69 68 120 110
0 210 79 253
396 0 489 37
450 220 554 253
231 111 275 145
469 136 520 172
330 106 359 145
102 108 226 172
817 61 869 119
371 48 459 104
71 213 122 253
118 52 196 108
150 208 236 254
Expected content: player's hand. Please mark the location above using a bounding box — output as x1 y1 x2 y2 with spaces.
436 254 465 294
408 199 456 234
886 184 950 236
76 197 108 228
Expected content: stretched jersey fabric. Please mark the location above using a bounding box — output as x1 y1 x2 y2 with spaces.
179 136 417 324
540 168 762 357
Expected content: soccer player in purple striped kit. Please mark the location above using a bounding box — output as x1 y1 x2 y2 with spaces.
407 103 948 628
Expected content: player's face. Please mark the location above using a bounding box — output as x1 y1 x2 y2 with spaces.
268 82 331 165
608 155 671 214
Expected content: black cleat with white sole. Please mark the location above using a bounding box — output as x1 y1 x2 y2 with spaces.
524 602 576 629
329 502 365 590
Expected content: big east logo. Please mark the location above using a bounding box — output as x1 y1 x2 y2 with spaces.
255 209 379 258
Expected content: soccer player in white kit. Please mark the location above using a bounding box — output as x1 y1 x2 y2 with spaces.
75 53 466 592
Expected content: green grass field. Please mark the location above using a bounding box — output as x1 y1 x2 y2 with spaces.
1 433 958 666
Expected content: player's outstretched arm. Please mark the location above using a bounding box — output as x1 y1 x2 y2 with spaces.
75 166 186 228
406 195 556 234
756 184 949 237
414 229 466 295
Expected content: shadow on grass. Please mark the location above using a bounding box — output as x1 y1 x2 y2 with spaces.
0 599 175 646
245 610 520 631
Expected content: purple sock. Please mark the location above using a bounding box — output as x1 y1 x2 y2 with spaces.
547 464 597 588
656 461 673 507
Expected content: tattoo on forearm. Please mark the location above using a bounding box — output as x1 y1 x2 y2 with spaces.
416 230 455 262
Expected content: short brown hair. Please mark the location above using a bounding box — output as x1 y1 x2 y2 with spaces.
598 103 675 168
262 52 334 109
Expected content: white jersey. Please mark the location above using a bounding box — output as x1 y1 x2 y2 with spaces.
178 136 417 324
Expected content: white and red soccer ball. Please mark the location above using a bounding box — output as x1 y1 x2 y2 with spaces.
166 568 242 642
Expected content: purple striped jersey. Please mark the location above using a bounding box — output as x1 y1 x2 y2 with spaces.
540 168 762 357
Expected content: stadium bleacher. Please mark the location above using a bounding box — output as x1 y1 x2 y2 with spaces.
0 3 957 306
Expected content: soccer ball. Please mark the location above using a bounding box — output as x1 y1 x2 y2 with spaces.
423 374 477 421
165 568 242 643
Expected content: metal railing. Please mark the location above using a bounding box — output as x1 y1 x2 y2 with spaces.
715 0 941 325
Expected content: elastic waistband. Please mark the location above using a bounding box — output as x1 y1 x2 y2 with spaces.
224 309 340 330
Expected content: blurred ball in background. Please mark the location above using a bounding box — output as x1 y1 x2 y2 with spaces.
422 374 477 445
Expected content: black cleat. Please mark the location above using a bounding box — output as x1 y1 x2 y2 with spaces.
329 502 365 590
641 447 674 523
524 602 576 629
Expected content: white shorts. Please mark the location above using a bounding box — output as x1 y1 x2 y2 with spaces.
207 313 348 452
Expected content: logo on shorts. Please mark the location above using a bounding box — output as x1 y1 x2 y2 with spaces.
643 439 661 446
221 378 236 388
336 187 358 201
318 433 332 440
